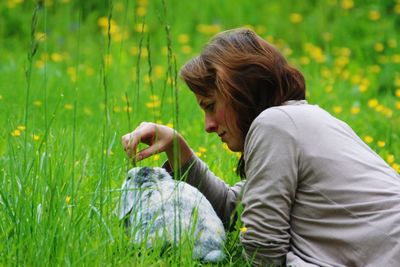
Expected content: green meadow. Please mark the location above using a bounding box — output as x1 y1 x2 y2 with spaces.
0 0 399 266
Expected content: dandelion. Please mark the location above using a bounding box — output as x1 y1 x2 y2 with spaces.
396 89 400 98
373 42 384 53
135 23 148 33
33 100 42 106
196 24 221 35
113 106 121 113
377 141 385 148
35 32 47 42
11 129 21 137
124 106 132 112
394 3 400 14
154 65 164 78
32 134 40 141
299 56 310 65
181 45 192 54
387 154 395 164
368 10 381 21
341 0 354 10
363 136 373 144
392 54 400 64
145 100 160 109
240 227 248 233
333 106 343 114
64 104 74 110
67 67 77 82
166 123 174 128
396 101 400 110
322 32 333 42
290 13 303 24
35 60 45 69
136 6 147 17
350 106 360 115
17 125 26 131
83 107 93 116
392 163 400 173
368 65 381 74
153 154 160 161
195 151 202 157
66 196 71 205
198 147 207 153
388 39 397 48
103 54 113 66
367 98 378 108
51 53 63 62
178 34 189 44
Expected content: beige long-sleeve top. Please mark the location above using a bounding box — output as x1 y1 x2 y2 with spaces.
172 101 400 266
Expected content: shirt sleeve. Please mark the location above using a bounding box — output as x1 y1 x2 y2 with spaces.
241 108 300 266
163 154 245 228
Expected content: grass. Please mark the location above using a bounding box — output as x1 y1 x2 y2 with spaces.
0 0 399 266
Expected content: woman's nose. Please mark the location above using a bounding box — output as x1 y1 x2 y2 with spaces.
205 114 217 133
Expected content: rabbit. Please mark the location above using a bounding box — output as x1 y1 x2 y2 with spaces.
116 166 226 262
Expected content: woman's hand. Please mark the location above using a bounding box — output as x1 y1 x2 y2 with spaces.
121 122 193 169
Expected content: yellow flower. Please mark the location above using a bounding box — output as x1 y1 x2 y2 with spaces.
299 56 310 65
67 67 77 82
367 98 378 108
136 6 147 17
392 163 400 173
154 65 164 78
11 129 21 137
240 227 248 233
135 23 148 33
368 10 381 21
113 106 121 113
145 100 160 109
396 101 400 110
195 151 202 157
333 106 343 114
196 24 221 35
290 13 303 24
394 3 400 14
66 196 71 205
181 45 192 54
363 136 373 144
198 147 207 153
51 53 63 62
83 107 93 116
35 32 47 42
17 125 26 131
178 34 189 44
32 134 40 141
377 141 385 148
373 42 384 52
64 104 74 110
350 106 360 115
387 154 395 164
153 154 160 161
388 39 397 48
33 100 42 106
166 123 174 128
341 0 354 10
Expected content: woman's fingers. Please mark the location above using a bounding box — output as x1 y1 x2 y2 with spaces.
121 122 160 158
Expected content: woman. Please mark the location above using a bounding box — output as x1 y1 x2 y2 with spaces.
121 28 400 266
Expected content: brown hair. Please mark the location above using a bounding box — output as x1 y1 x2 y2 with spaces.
180 28 306 178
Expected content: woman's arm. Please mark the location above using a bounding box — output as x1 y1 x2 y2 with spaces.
167 154 244 228
241 108 300 266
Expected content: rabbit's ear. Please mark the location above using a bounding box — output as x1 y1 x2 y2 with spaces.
117 177 136 220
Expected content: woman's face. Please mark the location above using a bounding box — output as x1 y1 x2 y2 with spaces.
195 93 244 152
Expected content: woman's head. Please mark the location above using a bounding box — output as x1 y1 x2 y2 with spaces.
180 28 306 176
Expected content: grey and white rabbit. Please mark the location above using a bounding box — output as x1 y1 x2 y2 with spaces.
116 166 225 262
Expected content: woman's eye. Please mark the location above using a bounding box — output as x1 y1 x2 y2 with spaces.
205 103 215 112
